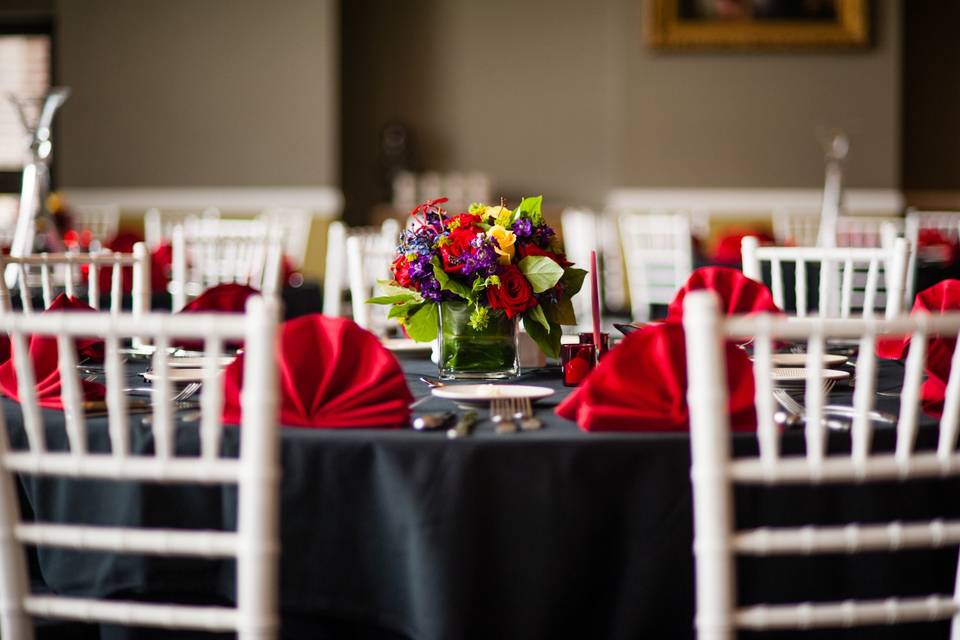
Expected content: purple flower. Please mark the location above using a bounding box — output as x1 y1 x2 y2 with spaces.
512 218 533 239
460 235 500 277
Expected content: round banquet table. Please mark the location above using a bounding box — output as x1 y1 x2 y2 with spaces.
8 353 960 640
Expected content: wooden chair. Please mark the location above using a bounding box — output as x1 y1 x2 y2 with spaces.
322 219 400 319
741 236 908 318
683 290 960 639
0 296 280 639
618 211 694 322
0 244 151 315
170 218 284 311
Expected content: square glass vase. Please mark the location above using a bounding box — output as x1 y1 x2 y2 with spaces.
437 301 519 380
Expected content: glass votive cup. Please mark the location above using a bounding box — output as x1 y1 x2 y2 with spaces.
578 331 610 359
561 343 596 387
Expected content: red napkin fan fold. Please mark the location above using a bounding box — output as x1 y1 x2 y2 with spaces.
175 283 260 351
222 314 413 429
0 294 106 409
556 322 757 432
876 280 960 416
666 266 782 321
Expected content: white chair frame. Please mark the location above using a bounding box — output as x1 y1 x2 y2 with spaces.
322 219 400 318
0 296 280 639
741 236 908 319
170 218 284 311
905 209 960 306
618 211 694 322
144 207 220 251
0 244 151 316
683 290 960 639
259 207 312 268
560 207 629 324
772 209 905 249
71 204 120 246
345 230 401 333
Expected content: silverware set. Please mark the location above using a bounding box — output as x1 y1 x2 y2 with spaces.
490 397 542 434
772 387 896 431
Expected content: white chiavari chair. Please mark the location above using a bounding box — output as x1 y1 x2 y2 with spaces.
773 209 906 249
170 218 284 311
345 227 400 333
561 207 629 325
905 209 960 306
683 290 960 640
618 211 694 322
322 219 400 318
741 236 908 319
0 244 151 316
71 204 120 247
0 296 280 639
143 207 220 251
259 207 312 269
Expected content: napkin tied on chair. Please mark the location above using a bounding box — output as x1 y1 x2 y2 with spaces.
222 314 413 429
666 267 781 321
0 294 106 409
556 322 757 432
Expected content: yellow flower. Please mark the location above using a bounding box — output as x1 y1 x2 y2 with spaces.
487 225 516 265
482 205 512 225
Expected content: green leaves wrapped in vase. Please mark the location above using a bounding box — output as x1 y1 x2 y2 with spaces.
368 196 587 380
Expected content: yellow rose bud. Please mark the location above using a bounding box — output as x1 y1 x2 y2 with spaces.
483 205 511 223
487 225 516 265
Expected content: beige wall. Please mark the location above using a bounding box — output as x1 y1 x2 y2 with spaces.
55 0 339 188
343 0 900 214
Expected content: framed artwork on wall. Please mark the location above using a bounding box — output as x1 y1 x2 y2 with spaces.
645 0 869 49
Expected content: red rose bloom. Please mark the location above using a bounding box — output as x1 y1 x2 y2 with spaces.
446 213 481 230
517 243 572 267
392 255 413 288
439 226 480 273
486 264 538 318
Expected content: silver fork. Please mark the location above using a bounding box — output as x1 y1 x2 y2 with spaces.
513 397 542 431
490 398 517 434
772 388 895 425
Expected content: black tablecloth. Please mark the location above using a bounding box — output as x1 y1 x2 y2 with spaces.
9 355 960 640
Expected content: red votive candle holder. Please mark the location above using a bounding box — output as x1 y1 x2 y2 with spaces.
578 331 610 359
561 343 596 387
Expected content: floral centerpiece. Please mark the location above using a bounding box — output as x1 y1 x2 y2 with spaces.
368 196 586 379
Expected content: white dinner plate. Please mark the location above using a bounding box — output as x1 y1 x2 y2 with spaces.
431 384 555 407
142 368 214 383
168 356 236 369
770 368 850 385
381 338 433 354
768 353 848 367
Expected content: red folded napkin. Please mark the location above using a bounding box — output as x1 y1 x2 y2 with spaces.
876 280 960 417
180 283 258 313
712 230 774 265
916 229 958 266
556 322 757 432
666 266 781 321
221 314 413 429
0 294 106 409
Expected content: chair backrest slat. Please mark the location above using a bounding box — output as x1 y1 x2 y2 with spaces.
200 336 224 460
751 330 779 468
10 330 42 452
149 336 173 460
55 335 86 455
851 333 878 466
895 326 927 464
104 336 128 458
803 332 827 467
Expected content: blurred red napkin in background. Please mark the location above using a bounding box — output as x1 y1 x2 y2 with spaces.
711 230 774 265
222 314 413 429
0 294 105 409
666 267 782 321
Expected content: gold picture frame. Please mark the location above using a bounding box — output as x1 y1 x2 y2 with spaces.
646 0 869 49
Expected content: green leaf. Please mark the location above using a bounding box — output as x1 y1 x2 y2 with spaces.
431 258 473 301
367 280 422 305
405 302 438 342
514 195 543 225
560 267 588 298
387 300 422 319
524 315 562 358
542 297 577 325
525 304 550 332
367 294 416 305
518 256 564 293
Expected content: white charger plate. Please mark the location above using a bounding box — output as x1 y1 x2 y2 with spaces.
771 367 850 386
142 368 213 383
431 384 554 407
768 353 848 367
168 356 236 369
381 338 433 354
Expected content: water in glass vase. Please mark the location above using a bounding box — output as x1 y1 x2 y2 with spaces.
438 301 519 380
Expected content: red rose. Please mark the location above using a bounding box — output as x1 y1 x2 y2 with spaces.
439 226 480 273
517 243 572 267
446 213 481 230
392 255 413 288
486 264 538 318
